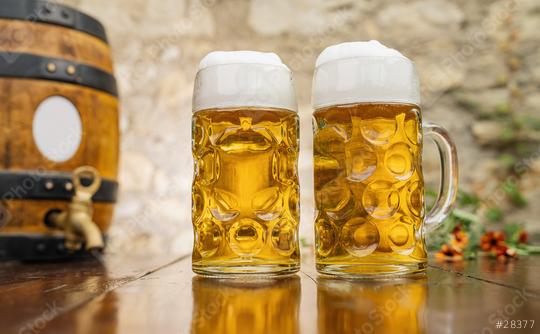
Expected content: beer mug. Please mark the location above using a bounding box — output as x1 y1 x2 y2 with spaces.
191 51 300 275
312 41 458 277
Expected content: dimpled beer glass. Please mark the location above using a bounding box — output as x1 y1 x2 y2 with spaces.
192 51 300 276
312 41 458 277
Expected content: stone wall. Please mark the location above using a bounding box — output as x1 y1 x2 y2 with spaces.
62 0 540 254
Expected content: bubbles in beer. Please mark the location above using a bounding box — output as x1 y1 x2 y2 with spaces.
313 103 427 274
341 218 379 257
362 180 400 219
192 108 300 273
252 186 283 221
317 179 355 220
385 142 415 180
315 219 336 257
195 219 222 258
199 150 220 185
359 117 397 145
389 217 417 255
345 142 377 182
210 188 240 221
271 219 297 256
404 180 423 218
228 218 265 257
314 125 347 161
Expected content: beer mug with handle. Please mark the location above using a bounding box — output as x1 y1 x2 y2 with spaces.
312 41 459 277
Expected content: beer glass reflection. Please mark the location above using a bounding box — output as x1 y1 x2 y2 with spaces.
191 276 300 334
317 278 427 334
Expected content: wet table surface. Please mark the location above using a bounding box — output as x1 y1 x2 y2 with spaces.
1 252 539 334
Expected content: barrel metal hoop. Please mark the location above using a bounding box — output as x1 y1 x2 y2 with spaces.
0 234 108 261
0 0 108 43
0 171 118 203
0 52 118 96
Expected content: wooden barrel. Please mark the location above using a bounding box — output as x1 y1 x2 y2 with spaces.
0 0 119 260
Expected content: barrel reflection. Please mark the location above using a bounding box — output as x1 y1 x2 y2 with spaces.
317 277 427 334
191 275 300 334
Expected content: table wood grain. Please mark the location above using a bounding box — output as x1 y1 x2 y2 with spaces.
1 252 538 334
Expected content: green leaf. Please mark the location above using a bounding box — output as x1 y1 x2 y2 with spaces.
520 244 540 254
502 179 528 207
498 153 517 169
426 215 455 250
515 247 529 256
499 126 516 141
425 188 438 199
516 143 535 157
463 250 478 260
485 207 504 222
452 209 479 224
457 191 481 209
456 96 482 113
494 103 510 115
503 223 522 245
518 115 540 131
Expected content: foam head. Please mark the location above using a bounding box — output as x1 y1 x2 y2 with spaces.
312 40 420 109
193 51 297 112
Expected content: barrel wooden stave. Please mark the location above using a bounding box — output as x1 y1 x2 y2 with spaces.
0 19 113 73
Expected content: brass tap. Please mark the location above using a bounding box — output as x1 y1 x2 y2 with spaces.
47 166 104 252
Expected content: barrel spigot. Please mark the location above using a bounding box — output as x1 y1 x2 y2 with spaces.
47 166 104 253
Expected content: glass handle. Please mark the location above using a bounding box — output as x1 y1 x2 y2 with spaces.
423 122 459 233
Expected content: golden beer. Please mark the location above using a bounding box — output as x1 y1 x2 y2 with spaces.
192 108 300 275
314 103 426 275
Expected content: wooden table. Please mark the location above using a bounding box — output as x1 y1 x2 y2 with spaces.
1 252 538 334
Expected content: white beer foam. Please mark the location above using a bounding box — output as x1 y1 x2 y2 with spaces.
199 51 288 70
312 40 420 108
193 51 297 112
316 40 406 66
